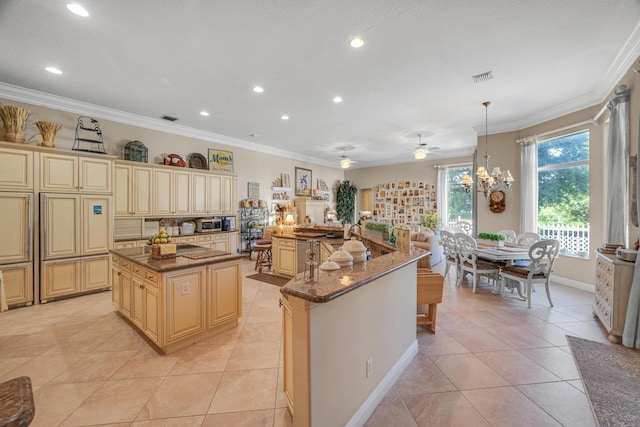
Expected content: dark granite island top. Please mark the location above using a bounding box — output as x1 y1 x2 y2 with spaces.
280 246 429 303
110 244 243 272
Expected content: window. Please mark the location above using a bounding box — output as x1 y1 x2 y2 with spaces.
447 166 473 228
537 131 589 258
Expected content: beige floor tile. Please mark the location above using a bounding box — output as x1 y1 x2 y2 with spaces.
0 353 83 385
274 367 288 408
61 377 164 426
518 347 580 380
567 379 585 392
394 355 456 395
226 341 281 371
475 350 560 385
402 391 489 426
518 381 596 427
0 355 31 377
171 343 235 375
486 326 554 349
416 329 470 356
238 321 282 343
273 407 293 427
93 328 153 352
430 353 509 390
462 386 561 426
31 381 103 427
519 322 575 346
0 333 73 357
202 409 274 426
440 328 511 352
554 321 611 344
42 328 120 355
132 416 205 426
50 350 137 384
137 373 222 419
208 368 278 413
364 396 418 427
111 348 182 379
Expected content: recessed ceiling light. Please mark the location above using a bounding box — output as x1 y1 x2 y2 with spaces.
349 37 365 48
67 3 89 17
333 96 343 103
46 67 62 75
253 86 264 93
281 115 289 120
249 134 257 137
199 111 209 116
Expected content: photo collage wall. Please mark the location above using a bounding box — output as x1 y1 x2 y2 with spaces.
373 181 437 225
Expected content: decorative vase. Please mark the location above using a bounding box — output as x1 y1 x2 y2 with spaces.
4 132 24 143
41 137 55 148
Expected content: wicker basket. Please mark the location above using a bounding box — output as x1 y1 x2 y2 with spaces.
150 243 177 259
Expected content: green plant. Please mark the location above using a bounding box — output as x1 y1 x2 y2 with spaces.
421 212 442 229
336 180 358 224
477 232 506 241
364 221 389 233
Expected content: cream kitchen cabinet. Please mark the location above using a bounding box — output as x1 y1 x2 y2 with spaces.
196 234 214 249
40 153 112 193
273 236 296 277
2 263 33 307
228 231 239 254
212 233 229 252
294 198 326 225
0 147 32 190
207 260 242 327
40 254 111 302
205 175 237 215
593 252 634 343
153 168 191 216
114 163 152 216
191 172 209 215
165 268 206 344
282 295 294 412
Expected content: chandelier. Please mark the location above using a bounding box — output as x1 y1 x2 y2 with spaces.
461 101 513 198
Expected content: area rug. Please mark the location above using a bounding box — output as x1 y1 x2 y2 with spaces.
246 273 290 287
566 335 640 426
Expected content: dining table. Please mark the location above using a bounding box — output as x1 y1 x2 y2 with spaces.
474 243 531 297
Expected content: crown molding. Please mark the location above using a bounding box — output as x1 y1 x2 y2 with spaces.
0 83 338 168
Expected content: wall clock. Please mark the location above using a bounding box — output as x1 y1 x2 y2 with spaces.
489 190 505 213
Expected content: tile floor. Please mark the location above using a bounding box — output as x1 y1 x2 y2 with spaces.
0 259 606 426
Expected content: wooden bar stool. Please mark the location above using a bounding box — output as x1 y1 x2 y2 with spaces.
416 268 444 332
254 243 273 273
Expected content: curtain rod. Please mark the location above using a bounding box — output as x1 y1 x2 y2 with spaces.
536 119 596 139
433 162 472 169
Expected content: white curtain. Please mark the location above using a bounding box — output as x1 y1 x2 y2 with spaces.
518 136 538 234
606 86 630 245
436 166 448 228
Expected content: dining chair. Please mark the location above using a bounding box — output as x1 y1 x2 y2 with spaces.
454 221 472 235
455 233 502 293
500 239 560 308
497 229 517 244
439 230 459 279
516 232 540 246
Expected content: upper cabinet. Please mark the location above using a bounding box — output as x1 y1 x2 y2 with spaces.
41 153 112 193
114 163 152 217
0 147 33 190
152 168 191 216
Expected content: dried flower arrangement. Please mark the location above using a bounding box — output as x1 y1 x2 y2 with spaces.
0 104 30 142
35 121 62 147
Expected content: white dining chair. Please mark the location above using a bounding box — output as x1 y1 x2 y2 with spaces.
500 239 560 308
455 233 501 293
454 221 472 235
516 232 540 246
439 230 459 279
497 229 517 244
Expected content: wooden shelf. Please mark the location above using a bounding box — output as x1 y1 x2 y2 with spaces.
272 187 292 191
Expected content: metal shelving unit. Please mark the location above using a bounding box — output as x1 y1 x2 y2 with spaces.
240 198 269 253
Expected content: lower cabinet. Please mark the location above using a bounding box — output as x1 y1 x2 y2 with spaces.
282 295 294 412
212 234 229 252
273 237 296 277
41 254 111 302
593 252 634 343
111 256 242 353
1 262 33 307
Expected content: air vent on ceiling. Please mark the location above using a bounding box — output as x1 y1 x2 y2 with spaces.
472 71 493 83
161 115 178 122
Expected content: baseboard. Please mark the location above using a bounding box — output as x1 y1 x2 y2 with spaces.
551 275 595 292
345 339 418 427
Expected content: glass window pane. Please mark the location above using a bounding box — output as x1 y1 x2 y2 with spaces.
538 131 589 168
447 167 472 227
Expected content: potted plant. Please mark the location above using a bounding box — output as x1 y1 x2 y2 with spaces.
336 180 358 224
477 232 506 247
34 121 61 147
422 212 442 231
0 104 30 143
364 221 389 241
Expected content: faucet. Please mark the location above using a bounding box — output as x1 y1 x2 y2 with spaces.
348 224 362 240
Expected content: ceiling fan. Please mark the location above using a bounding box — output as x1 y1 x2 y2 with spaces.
337 145 360 169
411 134 439 160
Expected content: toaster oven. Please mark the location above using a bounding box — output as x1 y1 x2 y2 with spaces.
196 218 222 232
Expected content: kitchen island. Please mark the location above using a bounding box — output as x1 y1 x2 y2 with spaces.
110 244 242 354
280 246 429 427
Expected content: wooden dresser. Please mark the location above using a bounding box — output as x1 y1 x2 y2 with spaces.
593 252 634 343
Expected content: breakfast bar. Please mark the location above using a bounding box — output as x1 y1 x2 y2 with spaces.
280 246 429 427
110 244 243 354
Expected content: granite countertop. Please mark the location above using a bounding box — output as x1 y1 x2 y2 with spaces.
280 246 429 303
274 232 400 252
110 244 242 272
115 230 236 243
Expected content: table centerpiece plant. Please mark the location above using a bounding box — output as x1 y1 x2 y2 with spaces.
477 232 506 247
364 221 389 242
422 212 442 231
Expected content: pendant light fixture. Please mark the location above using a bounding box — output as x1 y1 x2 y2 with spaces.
461 102 514 198
414 134 427 160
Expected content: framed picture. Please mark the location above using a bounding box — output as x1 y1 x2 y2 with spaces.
248 182 259 199
208 149 234 173
295 167 312 196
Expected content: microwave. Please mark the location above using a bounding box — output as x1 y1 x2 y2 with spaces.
196 218 222 232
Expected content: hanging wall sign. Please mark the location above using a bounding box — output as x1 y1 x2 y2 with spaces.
208 149 234 173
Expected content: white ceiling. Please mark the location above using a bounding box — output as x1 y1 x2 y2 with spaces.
1 0 640 168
